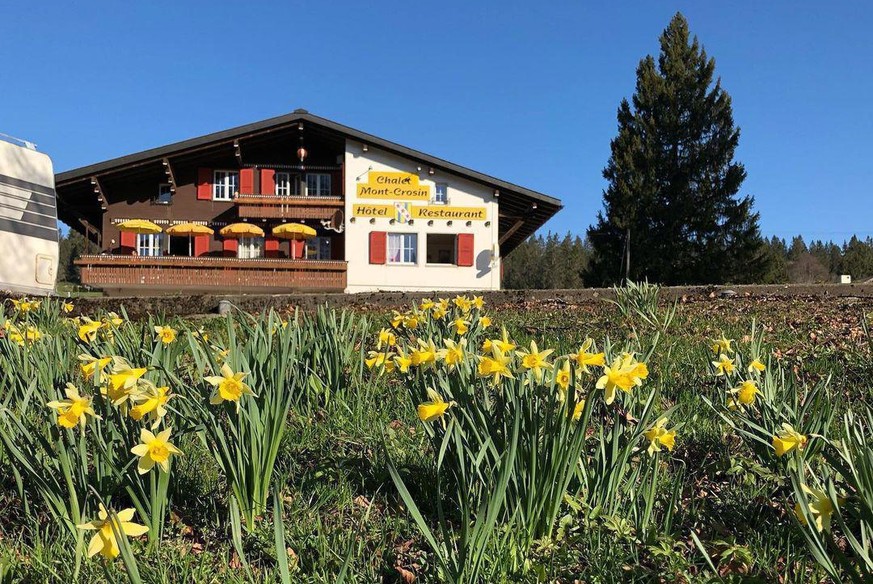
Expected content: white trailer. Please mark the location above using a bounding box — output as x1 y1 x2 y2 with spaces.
0 135 59 295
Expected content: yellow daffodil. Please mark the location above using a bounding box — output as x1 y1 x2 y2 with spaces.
192 328 210 342
417 388 456 423
471 295 485 310
410 339 438 368
432 306 447 321
404 314 420 329
644 418 677 456
78 317 102 343
794 483 835 532
129 384 172 428
205 363 256 409
554 359 572 396
596 354 648 405
104 312 125 327
377 328 396 349
572 338 605 374
451 318 470 336
390 311 404 329
365 351 388 370
154 325 177 345
748 359 766 374
77 505 148 560
79 354 112 383
477 346 515 385
572 398 587 422
105 358 148 406
12 298 40 313
710 334 734 354
47 383 100 429
482 326 515 353
393 349 412 374
712 354 735 376
517 340 555 381
730 380 759 406
130 428 183 474
453 295 472 313
772 423 808 456
479 315 492 329
438 338 466 369
420 298 435 311
62 301 74 313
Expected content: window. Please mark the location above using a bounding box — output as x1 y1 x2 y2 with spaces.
137 233 164 257
237 237 264 259
305 236 332 260
305 173 331 197
275 172 300 196
154 183 173 205
434 183 448 204
388 233 417 264
427 233 456 264
213 170 239 201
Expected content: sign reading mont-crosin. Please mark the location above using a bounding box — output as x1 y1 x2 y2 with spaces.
356 171 430 200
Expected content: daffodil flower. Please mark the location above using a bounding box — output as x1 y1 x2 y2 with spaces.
554 359 572 396
105 358 148 406
712 354 735 376
517 340 555 381
471 295 485 310
417 388 456 424
748 359 766 374
131 428 183 474
78 317 102 343
479 315 492 329
572 338 605 374
47 383 101 429
644 418 677 456
154 325 177 345
477 346 515 385
729 380 759 406
205 363 256 409
710 334 734 354
129 384 172 429
79 354 112 383
451 318 470 335
482 326 515 353
420 298 435 311
596 354 648 405
377 328 396 349
77 505 148 559
772 423 808 456
365 351 388 370
453 295 472 313
62 301 74 313
572 398 586 422
393 349 412 374
794 483 835 532
438 338 466 369
410 339 438 368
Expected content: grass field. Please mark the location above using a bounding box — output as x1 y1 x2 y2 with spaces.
0 289 870 583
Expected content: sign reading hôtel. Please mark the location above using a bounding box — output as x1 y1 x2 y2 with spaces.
356 171 430 200
355 171 488 221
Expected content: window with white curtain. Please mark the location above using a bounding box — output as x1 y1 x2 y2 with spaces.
137 233 164 257
274 172 300 196
388 233 417 264
213 170 239 201
237 236 264 259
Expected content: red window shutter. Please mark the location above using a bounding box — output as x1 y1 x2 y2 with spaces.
197 168 213 200
193 235 210 257
369 231 386 264
265 237 280 258
223 239 238 257
260 169 275 195
457 233 474 266
239 169 254 195
120 231 136 252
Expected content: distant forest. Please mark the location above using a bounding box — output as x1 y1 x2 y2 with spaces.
502 232 873 289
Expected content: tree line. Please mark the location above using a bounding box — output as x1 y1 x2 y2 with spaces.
503 232 873 289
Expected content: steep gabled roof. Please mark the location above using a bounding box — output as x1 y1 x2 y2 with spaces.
56 109 562 254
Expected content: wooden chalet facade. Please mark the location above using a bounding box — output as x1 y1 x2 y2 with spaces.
56 110 561 295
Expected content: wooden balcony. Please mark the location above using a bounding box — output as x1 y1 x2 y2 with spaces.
234 194 344 220
75 255 347 296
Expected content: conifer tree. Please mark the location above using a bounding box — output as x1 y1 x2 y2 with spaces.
585 13 767 286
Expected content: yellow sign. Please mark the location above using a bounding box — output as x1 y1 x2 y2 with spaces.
356 171 430 200
352 204 394 217
411 206 487 221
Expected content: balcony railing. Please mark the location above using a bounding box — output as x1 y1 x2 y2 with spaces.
75 255 347 294
234 194 344 219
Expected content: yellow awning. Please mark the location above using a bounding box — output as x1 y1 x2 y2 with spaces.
166 222 214 236
272 223 317 240
219 223 265 238
117 219 162 234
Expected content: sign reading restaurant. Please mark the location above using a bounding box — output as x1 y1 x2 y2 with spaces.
355 171 487 221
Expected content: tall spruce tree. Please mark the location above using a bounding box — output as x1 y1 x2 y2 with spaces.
585 13 767 286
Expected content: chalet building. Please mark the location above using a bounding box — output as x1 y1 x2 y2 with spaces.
56 110 561 295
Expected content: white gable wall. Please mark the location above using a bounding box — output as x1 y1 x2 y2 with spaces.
344 141 501 293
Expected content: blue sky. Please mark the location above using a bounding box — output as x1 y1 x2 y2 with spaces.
3 1 871 244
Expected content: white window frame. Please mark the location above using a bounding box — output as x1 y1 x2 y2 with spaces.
433 183 448 204
155 183 173 205
237 236 264 259
305 173 331 197
274 172 300 197
137 233 164 257
387 233 417 265
305 236 332 260
213 170 239 201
